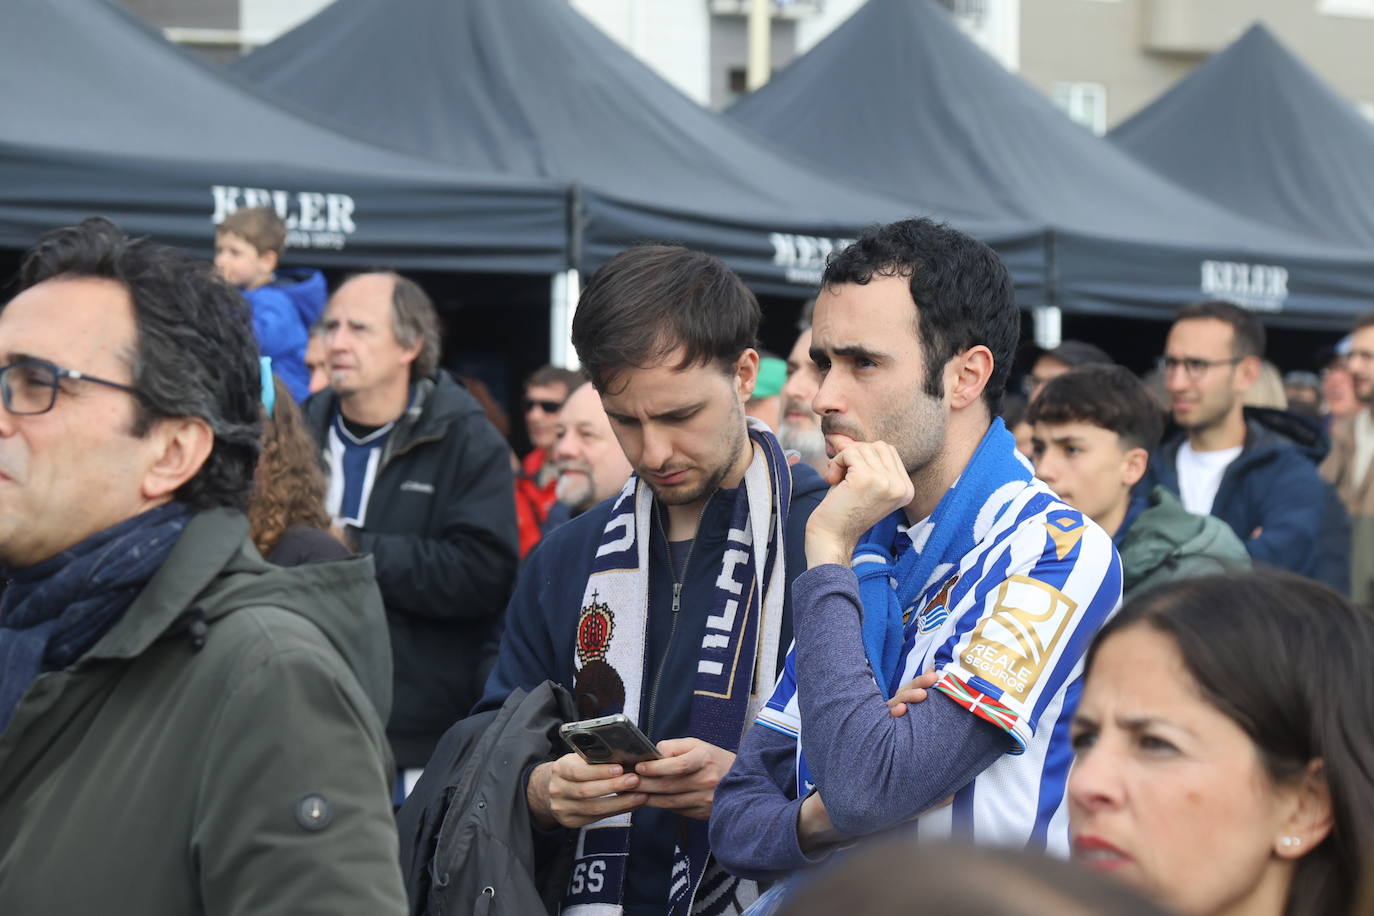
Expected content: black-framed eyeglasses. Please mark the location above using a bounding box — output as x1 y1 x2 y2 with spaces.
524 397 564 414
1156 355 1243 381
0 359 140 416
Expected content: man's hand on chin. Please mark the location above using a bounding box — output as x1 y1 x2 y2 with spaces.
805 440 915 568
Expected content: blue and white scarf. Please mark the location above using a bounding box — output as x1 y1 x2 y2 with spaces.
791 419 1031 795
0 502 191 735
565 419 790 916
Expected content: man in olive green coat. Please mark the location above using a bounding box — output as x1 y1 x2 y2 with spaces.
0 219 406 915
1029 365 1249 602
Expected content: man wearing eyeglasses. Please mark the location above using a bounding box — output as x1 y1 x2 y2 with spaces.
1142 300 1346 585
0 219 405 914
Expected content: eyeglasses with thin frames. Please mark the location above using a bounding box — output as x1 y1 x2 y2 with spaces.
0 358 140 416
1156 355 1243 381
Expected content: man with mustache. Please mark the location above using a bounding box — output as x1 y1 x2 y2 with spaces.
778 315 827 474
711 219 1121 888
477 245 826 915
543 379 633 530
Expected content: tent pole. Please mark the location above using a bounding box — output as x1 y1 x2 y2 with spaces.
1034 228 1061 349
1032 305 1062 350
747 0 771 91
550 268 582 369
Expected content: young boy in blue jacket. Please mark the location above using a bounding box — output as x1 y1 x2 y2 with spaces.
214 206 326 402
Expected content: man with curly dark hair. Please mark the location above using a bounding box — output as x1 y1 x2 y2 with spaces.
0 218 405 915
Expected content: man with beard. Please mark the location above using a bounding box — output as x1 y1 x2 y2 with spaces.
477 246 826 915
710 219 1121 886
778 322 827 473
1141 301 1338 582
1322 312 1374 605
543 380 633 531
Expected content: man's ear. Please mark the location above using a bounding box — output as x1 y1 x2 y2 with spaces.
947 346 994 411
734 348 760 404
1121 446 1149 488
1235 354 1262 393
1274 759 1334 861
141 417 215 501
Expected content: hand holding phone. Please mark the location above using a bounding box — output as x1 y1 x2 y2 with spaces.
560 714 662 767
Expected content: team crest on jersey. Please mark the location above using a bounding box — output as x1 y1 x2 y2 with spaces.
914 574 960 633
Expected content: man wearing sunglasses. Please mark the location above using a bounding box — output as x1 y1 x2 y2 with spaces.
515 364 582 558
0 219 405 913
1142 300 1347 585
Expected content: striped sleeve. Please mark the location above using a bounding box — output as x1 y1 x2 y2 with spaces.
756 643 801 738
932 506 1122 752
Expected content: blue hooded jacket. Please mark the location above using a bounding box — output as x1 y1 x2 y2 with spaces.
244 267 327 402
1143 407 1349 592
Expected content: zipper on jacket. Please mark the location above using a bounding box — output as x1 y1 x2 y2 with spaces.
643 496 711 738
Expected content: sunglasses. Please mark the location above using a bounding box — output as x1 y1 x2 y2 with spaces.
524 397 564 414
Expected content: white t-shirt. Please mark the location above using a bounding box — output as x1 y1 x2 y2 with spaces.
1177 441 1243 515
1352 410 1374 490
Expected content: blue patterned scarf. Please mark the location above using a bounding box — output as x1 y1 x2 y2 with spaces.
853 420 1032 698
0 502 191 734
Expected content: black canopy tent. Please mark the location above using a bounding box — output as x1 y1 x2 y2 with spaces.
233 0 1036 300
1109 24 1374 251
0 0 568 275
726 0 1374 329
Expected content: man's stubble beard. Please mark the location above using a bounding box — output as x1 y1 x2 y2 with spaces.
646 411 750 508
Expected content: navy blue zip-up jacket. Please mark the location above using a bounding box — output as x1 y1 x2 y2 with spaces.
1143 408 1349 591
476 462 826 915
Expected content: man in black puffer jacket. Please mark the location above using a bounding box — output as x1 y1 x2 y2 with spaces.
306 271 519 779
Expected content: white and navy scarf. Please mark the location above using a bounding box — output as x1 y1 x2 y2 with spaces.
565 419 791 916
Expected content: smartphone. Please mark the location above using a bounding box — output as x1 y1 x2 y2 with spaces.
559 714 663 766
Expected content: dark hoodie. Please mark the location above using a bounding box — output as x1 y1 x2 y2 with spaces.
0 508 405 915
1144 407 1350 591
245 266 327 402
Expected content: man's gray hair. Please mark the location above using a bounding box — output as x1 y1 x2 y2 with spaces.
378 272 442 380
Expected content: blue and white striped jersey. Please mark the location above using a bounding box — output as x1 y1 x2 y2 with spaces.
757 477 1122 855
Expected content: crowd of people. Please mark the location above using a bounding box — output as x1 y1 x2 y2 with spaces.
0 209 1371 916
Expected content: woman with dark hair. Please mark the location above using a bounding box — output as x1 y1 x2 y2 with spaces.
249 371 349 565
1069 570 1374 916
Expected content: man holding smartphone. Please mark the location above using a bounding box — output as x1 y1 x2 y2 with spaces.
477 245 827 915
710 219 1122 882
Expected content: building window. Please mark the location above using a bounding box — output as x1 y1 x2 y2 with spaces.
1053 82 1107 135
1318 0 1374 18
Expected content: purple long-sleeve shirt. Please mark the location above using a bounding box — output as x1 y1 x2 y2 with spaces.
709 564 1010 881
